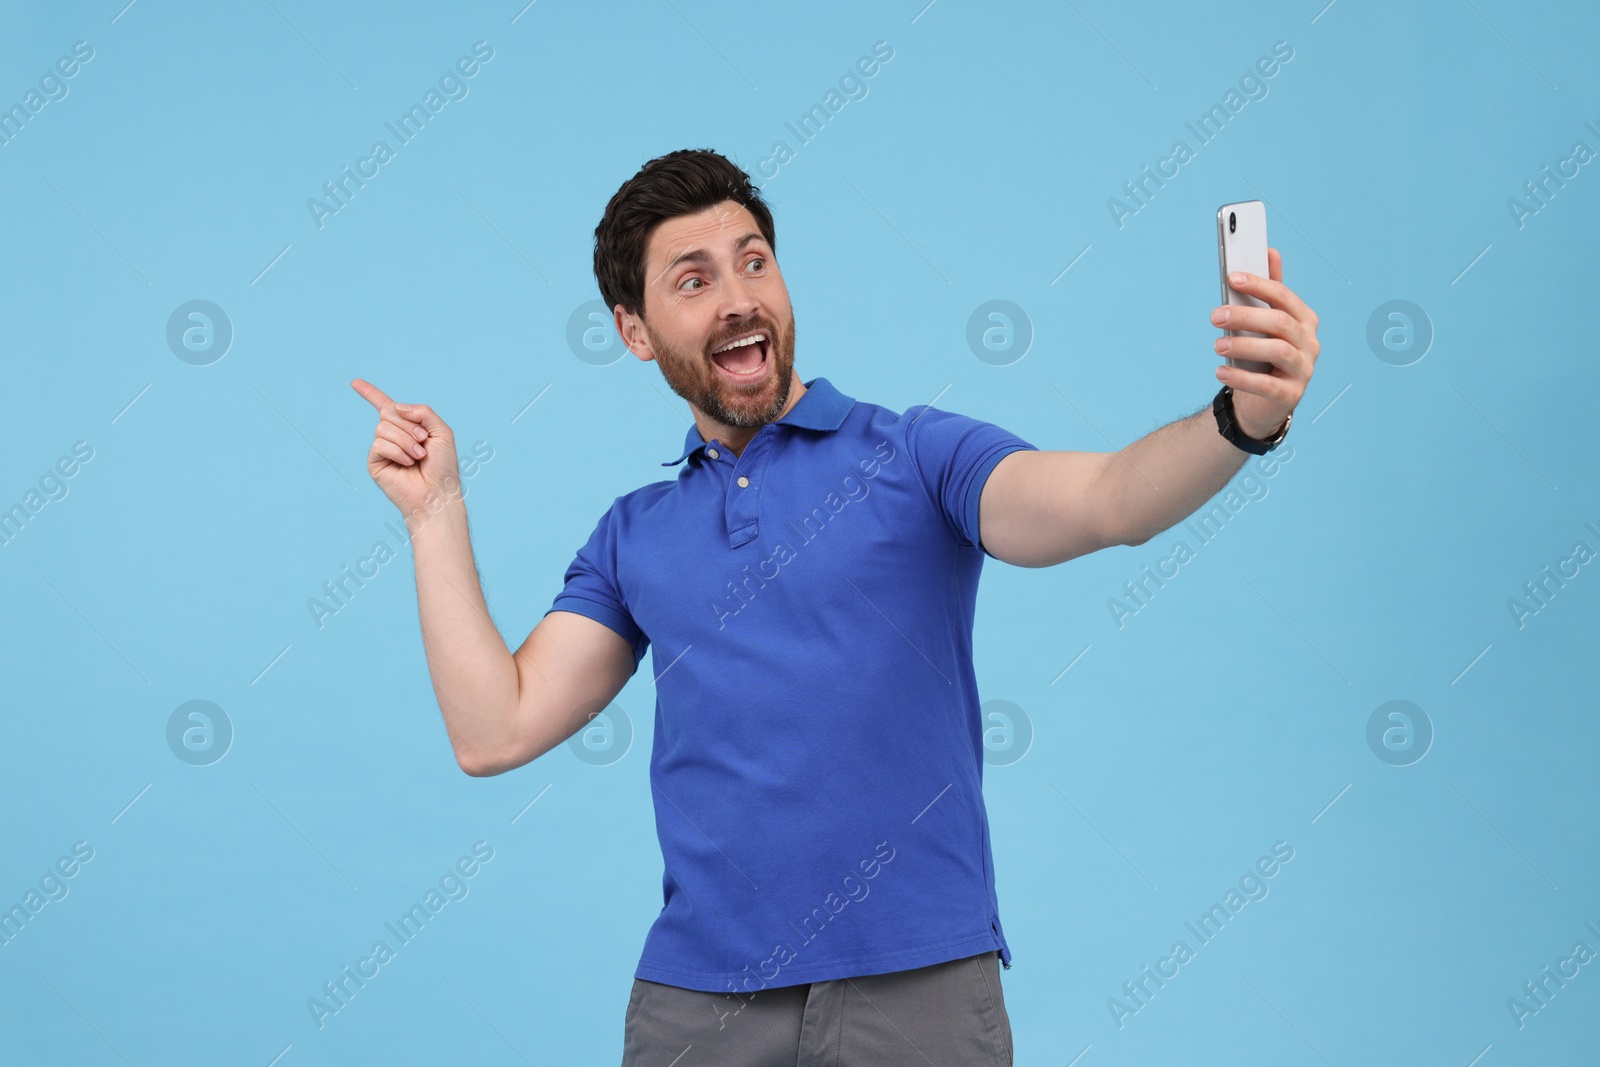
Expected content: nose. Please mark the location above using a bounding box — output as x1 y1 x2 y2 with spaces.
718 270 760 322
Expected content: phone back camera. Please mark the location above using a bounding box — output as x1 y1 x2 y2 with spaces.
1228 212 1237 233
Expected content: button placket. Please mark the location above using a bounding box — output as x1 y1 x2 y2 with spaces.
723 429 774 547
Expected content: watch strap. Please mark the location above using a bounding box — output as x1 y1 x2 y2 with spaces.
1213 385 1290 454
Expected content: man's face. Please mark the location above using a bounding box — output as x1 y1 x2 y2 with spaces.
617 200 796 430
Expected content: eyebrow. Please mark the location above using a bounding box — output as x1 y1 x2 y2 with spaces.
659 231 767 276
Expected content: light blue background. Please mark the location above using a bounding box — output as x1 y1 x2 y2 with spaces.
2 0 1596 1063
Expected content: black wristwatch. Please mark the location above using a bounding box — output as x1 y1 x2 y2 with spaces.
1213 385 1290 454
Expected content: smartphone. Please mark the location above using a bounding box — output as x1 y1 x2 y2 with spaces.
1216 200 1271 375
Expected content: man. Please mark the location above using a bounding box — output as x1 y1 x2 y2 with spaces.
352 148 1319 1065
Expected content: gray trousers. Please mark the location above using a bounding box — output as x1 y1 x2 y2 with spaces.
620 950 1013 1066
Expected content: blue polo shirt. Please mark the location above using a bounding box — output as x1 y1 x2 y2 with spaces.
546 376 1037 994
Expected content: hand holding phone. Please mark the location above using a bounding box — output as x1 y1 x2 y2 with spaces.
1216 200 1272 375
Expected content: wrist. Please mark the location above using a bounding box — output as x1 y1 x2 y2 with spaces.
1239 413 1289 441
1212 385 1291 454
402 481 469 535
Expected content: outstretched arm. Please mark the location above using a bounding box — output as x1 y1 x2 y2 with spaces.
978 248 1320 568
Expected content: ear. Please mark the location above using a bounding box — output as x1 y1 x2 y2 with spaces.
614 304 655 363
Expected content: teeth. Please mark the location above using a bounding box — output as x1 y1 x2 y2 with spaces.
713 333 765 354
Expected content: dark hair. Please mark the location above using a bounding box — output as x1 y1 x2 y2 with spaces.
593 148 776 318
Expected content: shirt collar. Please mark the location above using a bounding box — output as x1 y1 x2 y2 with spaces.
661 377 855 466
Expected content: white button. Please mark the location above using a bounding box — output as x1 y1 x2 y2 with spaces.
708 449 719 459
737 476 749 488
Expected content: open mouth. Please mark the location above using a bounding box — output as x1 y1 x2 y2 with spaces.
709 331 769 381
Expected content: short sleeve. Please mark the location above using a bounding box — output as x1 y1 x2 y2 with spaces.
545 500 650 667
903 405 1038 557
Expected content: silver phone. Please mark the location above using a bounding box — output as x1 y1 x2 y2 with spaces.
1217 200 1271 374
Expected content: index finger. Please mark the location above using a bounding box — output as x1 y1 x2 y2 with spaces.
352 378 398 413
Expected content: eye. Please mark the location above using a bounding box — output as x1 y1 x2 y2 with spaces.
678 276 704 291
746 257 765 273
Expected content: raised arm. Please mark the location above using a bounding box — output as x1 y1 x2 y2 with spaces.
977 248 1319 567
353 379 637 777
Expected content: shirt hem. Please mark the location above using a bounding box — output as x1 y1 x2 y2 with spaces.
634 929 1007 993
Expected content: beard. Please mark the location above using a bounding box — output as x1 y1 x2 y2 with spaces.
645 309 797 430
